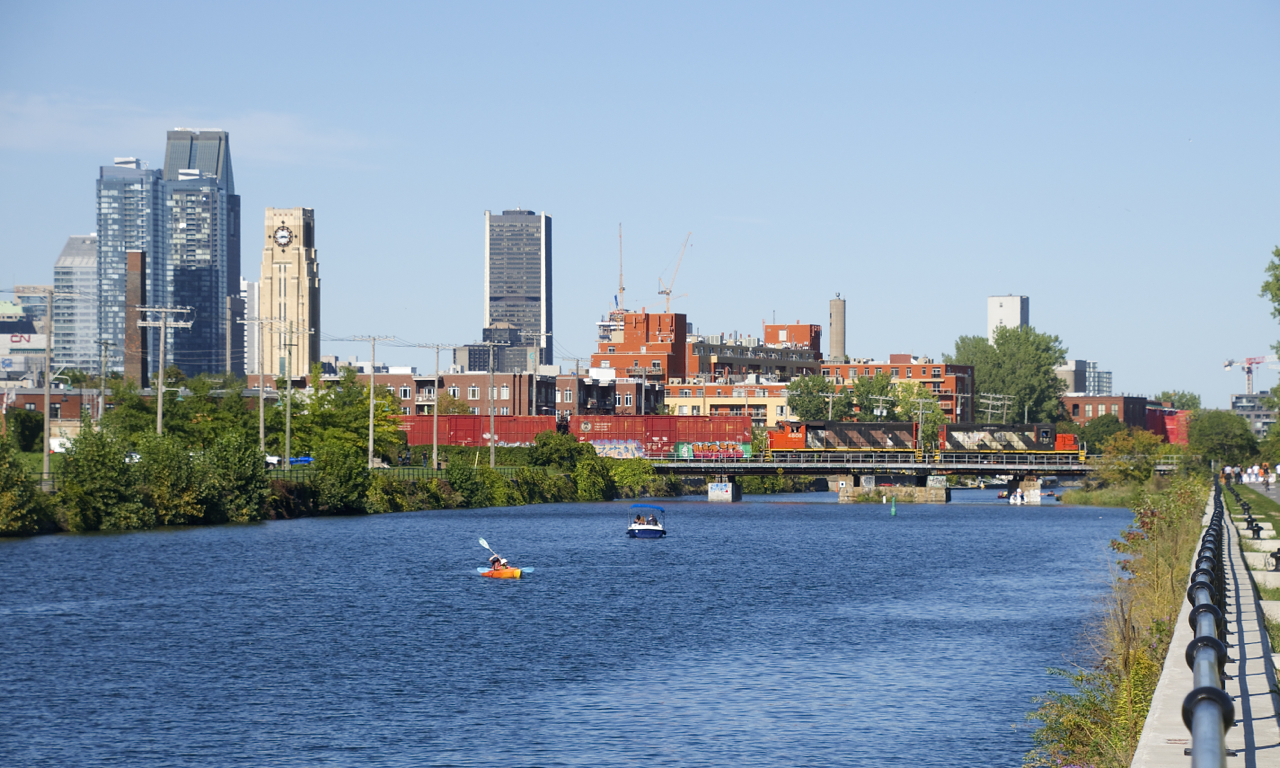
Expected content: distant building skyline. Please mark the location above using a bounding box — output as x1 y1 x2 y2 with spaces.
259 207 320 378
52 234 98 373
96 158 163 376
484 209 552 366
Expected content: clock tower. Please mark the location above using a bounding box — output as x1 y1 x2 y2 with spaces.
259 207 320 379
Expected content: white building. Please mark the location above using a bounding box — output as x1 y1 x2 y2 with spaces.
987 295 1028 343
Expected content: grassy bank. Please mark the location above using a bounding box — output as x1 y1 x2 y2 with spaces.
1059 486 1142 508
1023 478 1208 767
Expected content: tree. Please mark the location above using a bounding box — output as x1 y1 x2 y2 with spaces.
436 391 473 415
851 372 899 422
1080 414 1126 454
1261 246 1280 355
1155 391 1200 411
945 325 1068 423
786 375 852 421
58 420 149 531
1096 428 1169 486
529 429 594 471
892 381 947 446
312 439 371 514
4 409 43 452
200 430 269 523
1188 410 1258 467
0 433 51 535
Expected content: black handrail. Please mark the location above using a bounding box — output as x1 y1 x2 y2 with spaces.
1182 479 1233 766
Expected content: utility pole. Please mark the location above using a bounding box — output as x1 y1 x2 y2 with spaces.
43 288 52 482
476 339 509 468
520 330 551 417
135 306 193 435
236 315 268 451
868 394 895 420
909 397 933 451
353 335 393 469
96 340 114 421
978 393 1013 424
405 342 459 471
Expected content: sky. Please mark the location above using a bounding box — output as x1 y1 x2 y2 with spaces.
1 1 1278 409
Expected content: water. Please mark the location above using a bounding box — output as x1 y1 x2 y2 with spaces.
0 492 1130 767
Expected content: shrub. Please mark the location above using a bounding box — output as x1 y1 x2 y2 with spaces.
5 409 43 452
57 422 147 531
312 440 371 514
0 433 52 535
202 431 269 523
573 456 616 502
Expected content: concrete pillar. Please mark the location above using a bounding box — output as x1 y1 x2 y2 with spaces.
708 477 742 502
124 250 148 388
1012 476 1042 506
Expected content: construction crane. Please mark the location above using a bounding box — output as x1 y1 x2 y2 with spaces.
1224 355 1280 395
658 232 691 313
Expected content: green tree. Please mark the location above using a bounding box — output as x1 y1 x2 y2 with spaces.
892 380 947 446
529 429 594 471
162 375 257 450
0 433 52 535
436 391 473 415
277 368 401 461
58 420 149 531
573 456 617 501
201 430 269 523
1080 414 1126 454
99 379 155 444
312 439 371 514
134 432 207 526
4 409 44 452
1096 428 1169 486
851 372 899 422
786 375 853 421
445 462 489 508
1261 246 1280 355
1155 391 1201 411
1188 410 1258 467
945 325 1068 423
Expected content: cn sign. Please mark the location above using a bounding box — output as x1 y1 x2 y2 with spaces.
9 335 31 344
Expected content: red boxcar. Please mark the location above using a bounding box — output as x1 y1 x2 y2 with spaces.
397 415 557 447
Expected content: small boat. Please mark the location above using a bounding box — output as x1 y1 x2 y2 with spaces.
477 566 523 579
627 503 666 538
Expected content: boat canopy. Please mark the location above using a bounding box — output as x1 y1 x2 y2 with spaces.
630 504 664 514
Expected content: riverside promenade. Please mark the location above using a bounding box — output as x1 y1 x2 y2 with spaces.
1132 484 1280 767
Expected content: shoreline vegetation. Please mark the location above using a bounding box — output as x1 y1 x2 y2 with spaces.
1022 477 1207 767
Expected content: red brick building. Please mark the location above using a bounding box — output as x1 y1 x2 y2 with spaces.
1061 394 1148 429
818 354 975 423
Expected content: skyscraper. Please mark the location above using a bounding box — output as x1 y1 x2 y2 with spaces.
97 158 162 375
53 235 99 373
484 209 552 366
161 129 241 376
260 208 320 378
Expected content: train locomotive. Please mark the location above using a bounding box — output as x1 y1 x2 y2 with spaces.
766 420 1083 464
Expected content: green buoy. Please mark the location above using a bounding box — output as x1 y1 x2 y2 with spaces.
891 497 896 516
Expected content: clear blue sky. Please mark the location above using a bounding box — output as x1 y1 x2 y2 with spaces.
2 1 1278 408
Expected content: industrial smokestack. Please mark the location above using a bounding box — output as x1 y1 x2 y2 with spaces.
829 293 847 363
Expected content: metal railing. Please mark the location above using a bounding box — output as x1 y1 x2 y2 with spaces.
1183 479 1234 766
265 465 553 483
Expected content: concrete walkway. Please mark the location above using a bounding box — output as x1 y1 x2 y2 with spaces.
1132 486 1280 767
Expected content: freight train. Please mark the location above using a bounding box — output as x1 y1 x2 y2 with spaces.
396 414 755 459
765 421 1083 464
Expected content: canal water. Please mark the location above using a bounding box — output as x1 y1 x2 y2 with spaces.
0 491 1130 767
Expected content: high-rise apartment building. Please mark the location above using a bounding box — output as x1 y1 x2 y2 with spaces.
484 209 552 366
97 158 162 375
241 277 259 376
260 208 320 378
53 235 99 373
161 129 241 376
987 295 1028 343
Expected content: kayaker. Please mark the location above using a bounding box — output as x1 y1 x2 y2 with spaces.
489 554 507 571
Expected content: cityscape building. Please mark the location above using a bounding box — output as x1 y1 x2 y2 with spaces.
829 294 848 363
1231 391 1276 438
96 158 162 376
259 208 320 378
52 235 99 373
1056 360 1113 396
987 295 1028 343
484 209 552 366
240 277 259 376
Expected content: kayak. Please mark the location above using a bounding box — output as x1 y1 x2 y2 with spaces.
477 566 523 579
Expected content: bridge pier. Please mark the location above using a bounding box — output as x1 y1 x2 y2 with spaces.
833 474 950 503
1008 475 1043 505
708 476 742 502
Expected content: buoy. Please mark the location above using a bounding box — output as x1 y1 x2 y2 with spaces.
891 497 897 516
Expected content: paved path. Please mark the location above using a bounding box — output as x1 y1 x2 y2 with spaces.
1132 486 1280 767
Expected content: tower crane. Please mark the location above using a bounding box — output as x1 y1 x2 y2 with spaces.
1224 355 1280 395
658 232 691 313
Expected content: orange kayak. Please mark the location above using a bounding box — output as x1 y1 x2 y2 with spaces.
478 567 522 579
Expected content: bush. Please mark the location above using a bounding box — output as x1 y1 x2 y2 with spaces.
202 431 269 523
445 462 489 508
57 422 147 531
573 456 616 502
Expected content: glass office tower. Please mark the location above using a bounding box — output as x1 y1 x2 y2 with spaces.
484 209 552 366
96 159 163 375
53 235 99 373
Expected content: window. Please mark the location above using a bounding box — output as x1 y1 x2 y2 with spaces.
607 346 615 353
625 394 633 407
716 389 723 396
615 394 622 406
696 389 704 397
891 368 899 378
401 407 410 415
24 403 34 410
399 386 411 399
467 386 479 400
490 386 497 400
680 389 692 397
500 407 509 415
692 405 701 415
564 390 573 403
932 368 941 376
1111 404 1119 415
875 368 882 375
50 403 60 419
905 368 912 378
1072 403 1079 417
822 368 830 377
652 360 662 369
601 360 610 368
448 386 460 398
500 384 509 400
776 405 786 416
1085 404 1093 417
470 407 480 415
678 405 688 415
555 389 562 402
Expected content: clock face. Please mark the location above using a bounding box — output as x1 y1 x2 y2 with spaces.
274 226 293 247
